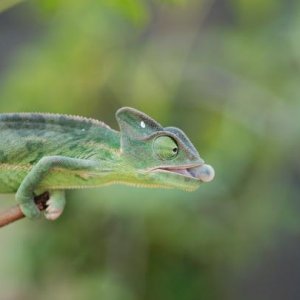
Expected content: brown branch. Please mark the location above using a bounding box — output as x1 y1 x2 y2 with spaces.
0 192 49 228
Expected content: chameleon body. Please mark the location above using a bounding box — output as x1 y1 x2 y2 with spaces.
0 107 214 220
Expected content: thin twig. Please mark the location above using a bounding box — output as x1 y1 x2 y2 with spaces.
0 192 49 228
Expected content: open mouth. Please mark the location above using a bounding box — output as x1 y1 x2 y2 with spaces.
151 164 215 183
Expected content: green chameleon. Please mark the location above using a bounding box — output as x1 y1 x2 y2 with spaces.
0 107 214 220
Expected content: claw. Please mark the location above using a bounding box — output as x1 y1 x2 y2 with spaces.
44 200 64 221
43 190 66 221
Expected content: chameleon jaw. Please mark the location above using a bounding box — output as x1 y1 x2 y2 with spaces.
150 163 215 183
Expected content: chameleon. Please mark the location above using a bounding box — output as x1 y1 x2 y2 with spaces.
0 107 215 220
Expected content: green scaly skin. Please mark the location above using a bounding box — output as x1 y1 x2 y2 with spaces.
0 107 215 220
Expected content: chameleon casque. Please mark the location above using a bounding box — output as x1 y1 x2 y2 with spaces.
0 107 215 220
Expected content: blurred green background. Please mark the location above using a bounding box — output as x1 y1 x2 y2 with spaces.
0 0 300 299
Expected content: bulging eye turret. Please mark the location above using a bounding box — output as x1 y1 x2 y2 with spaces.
153 136 178 160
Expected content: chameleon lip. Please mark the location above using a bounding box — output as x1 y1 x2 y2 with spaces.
149 162 215 182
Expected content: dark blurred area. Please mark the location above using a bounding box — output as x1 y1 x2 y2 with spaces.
0 0 300 299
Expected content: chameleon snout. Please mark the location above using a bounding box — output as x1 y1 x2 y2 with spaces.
188 164 215 182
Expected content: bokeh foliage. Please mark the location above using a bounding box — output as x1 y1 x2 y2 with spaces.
0 0 300 299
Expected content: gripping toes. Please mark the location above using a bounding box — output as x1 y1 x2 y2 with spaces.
44 190 66 221
21 203 41 219
16 193 41 219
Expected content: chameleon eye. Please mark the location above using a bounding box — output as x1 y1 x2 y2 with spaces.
153 136 178 160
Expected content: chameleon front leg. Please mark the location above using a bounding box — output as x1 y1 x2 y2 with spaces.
16 156 98 220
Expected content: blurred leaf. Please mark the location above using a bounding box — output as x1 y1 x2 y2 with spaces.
231 0 282 25
0 0 24 13
104 0 148 24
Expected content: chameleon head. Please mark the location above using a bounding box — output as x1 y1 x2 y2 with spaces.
116 107 215 191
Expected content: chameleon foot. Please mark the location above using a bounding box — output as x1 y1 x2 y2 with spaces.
44 190 66 221
17 196 41 219
20 199 41 220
